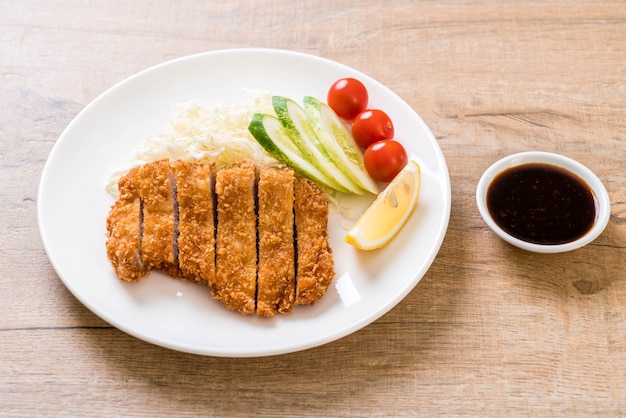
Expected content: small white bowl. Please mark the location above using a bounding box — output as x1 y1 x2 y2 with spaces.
476 151 610 253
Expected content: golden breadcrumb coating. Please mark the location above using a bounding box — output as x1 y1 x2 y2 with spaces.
136 160 179 278
105 159 335 316
213 160 257 315
105 166 148 281
172 160 215 284
257 165 295 317
294 176 335 305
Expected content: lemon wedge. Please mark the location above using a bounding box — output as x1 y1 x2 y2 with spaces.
345 159 421 250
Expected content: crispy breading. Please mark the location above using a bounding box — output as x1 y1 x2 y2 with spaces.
213 160 257 315
105 166 148 281
106 159 335 315
256 166 295 317
137 160 179 278
294 176 335 305
172 160 216 284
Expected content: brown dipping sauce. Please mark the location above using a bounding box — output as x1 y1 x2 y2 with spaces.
486 163 596 245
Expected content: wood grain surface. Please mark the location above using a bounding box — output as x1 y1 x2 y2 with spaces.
2 0 625 416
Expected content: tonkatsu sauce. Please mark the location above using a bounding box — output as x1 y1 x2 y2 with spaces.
486 163 596 245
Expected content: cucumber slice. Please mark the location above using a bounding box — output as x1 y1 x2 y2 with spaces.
248 113 350 193
303 96 379 194
272 96 365 195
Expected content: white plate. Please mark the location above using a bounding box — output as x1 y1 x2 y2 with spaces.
38 49 451 357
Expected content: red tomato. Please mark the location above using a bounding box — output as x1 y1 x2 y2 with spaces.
352 109 395 149
363 140 408 183
327 78 368 120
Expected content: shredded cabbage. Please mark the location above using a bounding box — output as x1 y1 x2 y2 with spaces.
105 91 279 197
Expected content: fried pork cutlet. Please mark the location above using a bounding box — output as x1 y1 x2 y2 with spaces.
136 160 179 278
105 166 148 282
172 160 215 284
294 176 335 305
256 166 295 317
213 160 257 315
106 159 335 316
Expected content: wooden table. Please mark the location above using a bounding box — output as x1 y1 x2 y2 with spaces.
2 0 625 415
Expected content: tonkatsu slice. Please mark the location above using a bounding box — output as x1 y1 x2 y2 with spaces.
256 165 295 317
213 160 258 315
172 160 216 284
136 160 179 278
105 166 148 282
294 176 335 305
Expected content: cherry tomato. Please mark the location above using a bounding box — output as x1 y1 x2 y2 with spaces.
363 140 408 183
327 78 368 120
352 109 395 149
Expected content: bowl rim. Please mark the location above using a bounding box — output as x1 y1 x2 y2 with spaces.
476 151 611 253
